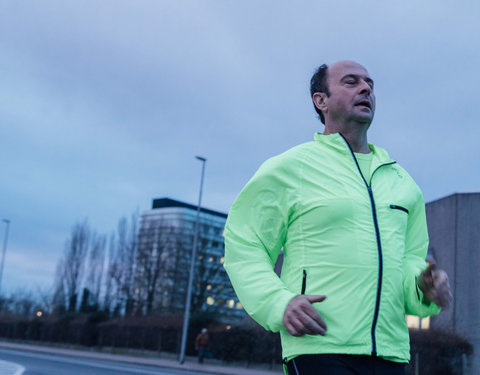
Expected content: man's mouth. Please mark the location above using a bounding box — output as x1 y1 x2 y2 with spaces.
355 100 371 109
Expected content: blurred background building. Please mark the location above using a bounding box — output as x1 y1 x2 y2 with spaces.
426 193 480 374
135 198 244 322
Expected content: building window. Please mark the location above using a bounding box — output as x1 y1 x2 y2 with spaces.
209 256 214 262
220 257 225 264
406 315 430 330
227 299 235 308
206 296 215 306
206 284 212 290
236 302 243 310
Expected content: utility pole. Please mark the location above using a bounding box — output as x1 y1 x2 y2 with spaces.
0 219 11 297
179 156 206 364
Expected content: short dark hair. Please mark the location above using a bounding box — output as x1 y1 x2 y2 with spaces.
310 64 330 124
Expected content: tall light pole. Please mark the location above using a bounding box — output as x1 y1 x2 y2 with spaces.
0 219 10 297
179 156 206 364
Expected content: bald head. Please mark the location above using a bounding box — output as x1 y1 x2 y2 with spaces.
329 60 369 71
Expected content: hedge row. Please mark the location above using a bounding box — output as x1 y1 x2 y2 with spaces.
0 314 472 373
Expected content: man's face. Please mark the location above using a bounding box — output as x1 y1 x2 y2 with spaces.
323 61 375 125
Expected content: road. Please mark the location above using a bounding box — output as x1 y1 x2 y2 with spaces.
0 348 214 375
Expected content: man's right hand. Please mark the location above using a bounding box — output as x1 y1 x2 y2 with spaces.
283 295 327 337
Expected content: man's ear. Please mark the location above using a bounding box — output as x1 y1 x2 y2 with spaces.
312 92 328 113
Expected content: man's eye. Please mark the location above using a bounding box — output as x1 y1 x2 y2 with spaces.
346 80 356 84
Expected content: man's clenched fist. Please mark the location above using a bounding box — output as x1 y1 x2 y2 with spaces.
418 263 453 308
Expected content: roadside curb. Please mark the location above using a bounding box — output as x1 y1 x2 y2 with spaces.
0 342 282 375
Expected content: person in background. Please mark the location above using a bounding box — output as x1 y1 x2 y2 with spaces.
195 328 210 364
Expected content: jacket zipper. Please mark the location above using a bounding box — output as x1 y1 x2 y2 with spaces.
339 133 396 356
390 204 409 214
301 269 307 294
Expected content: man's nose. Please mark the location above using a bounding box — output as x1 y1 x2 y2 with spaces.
359 80 372 95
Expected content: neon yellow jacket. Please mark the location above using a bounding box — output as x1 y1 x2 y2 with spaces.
224 132 440 363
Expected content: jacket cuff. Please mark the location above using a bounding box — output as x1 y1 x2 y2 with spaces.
264 291 297 332
414 276 442 315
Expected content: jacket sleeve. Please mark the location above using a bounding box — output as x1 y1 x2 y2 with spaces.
223 158 297 332
403 190 441 317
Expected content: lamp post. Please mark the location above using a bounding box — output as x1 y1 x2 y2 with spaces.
179 156 206 364
0 219 10 297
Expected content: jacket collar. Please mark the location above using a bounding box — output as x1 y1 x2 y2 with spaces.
313 132 395 168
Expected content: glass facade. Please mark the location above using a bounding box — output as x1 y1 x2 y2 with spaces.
135 198 245 321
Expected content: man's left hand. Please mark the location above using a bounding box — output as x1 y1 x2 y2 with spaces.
417 262 453 308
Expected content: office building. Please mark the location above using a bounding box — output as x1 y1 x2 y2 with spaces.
135 198 245 321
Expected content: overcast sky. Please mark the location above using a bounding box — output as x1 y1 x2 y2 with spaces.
1 1 479 294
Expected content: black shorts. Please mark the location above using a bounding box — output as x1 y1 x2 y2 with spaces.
285 354 406 375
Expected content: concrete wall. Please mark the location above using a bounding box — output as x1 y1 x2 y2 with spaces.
426 193 480 374
426 195 457 331
456 194 480 374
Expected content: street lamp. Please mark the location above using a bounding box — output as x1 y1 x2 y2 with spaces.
179 156 206 364
0 219 10 297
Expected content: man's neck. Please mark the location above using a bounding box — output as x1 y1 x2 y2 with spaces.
323 121 371 153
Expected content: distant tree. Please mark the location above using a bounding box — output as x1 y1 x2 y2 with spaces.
1 289 43 317
52 260 67 314
84 232 107 309
103 213 138 316
35 285 55 315
190 225 223 315
134 220 179 314
53 220 90 312
80 287 94 312
102 233 116 314
131 217 225 316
